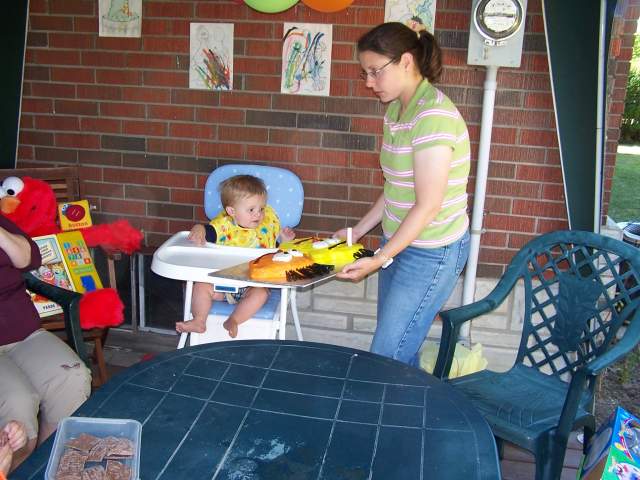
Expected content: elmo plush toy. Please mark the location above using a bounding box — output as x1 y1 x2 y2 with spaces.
0 175 144 329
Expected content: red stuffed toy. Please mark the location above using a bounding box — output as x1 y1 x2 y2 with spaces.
0 175 144 329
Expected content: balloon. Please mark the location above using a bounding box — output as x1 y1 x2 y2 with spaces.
244 0 299 13
301 0 354 13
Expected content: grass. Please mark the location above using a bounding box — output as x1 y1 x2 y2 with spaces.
608 152 640 222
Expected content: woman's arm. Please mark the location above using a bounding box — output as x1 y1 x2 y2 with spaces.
0 226 34 269
335 193 385 242
338 145 452 281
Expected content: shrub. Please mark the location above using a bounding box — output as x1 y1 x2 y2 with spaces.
621 34 640 143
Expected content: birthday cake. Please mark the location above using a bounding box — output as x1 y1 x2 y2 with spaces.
279 237 374 266
249 250 332 282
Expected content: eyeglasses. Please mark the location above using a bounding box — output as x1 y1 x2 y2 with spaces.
359 57 397 81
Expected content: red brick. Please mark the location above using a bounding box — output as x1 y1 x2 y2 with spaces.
49 33 94 49
35 115 79 131
168 220 194 232
143 70 188 87
145 1 194 17
147 138 195 156
171 89 219 106
78 151 121 167
480 231 508 248
520 129 558 148
219 92 271 109
30 15 74 31
73 17 96 33
271 129 321 146
195 2 247 20
96 69 142 85
80 118 122 134
101 198 146 216
49 0 94 15
21 98 53 114
197 142 243 159
524 92 554 110
479 247 518 265
77 85 123 101
246 144 296 163
244 75 281 92
147 171 196 188
219 126 268 143
507 234 538 250
298 148 348 166
55 133 100 149
30 82 76 98
126 53 176 70
95 38 143 51
143 37 189 53
32 49 80 65
516 165 563 183
234 22 274 39
350 152 380 169
123 120 167 137
103 168 147 185
20 115 34 129
171 189 203 205
435 11 470 29
318 167 373 185
122 87 171 103
82 181 124 198
536 218 569 233
100 102 145 118
169 123 216 139
51 67 95 83
148 104 194 121
487 179 541 198
512 199 566 218
81 51 126 68
234 57 281 75
196 108 244 124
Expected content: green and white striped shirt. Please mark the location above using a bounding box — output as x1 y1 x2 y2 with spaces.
381 79 470 248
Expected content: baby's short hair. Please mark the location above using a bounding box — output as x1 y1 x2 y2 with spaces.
219 174 267 208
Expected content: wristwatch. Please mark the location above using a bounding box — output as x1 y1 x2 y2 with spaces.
374 248 394 269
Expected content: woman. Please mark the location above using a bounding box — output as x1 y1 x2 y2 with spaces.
0 215 91 471
336 22 470 366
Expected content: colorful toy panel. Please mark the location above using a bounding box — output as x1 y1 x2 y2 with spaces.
578 406 640 480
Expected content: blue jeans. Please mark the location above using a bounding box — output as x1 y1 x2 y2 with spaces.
372 230 470 366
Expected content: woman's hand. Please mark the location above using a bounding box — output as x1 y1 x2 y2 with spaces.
3 421 26 452
280 227 295 242
336 256 384 282
187 224 206 246
332 227 363 243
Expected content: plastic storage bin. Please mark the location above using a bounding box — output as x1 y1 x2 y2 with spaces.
45 417 142 480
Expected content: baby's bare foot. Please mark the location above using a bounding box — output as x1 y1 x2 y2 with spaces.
176 320 206 333
223 319 238 338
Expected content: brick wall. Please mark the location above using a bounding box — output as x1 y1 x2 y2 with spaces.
17 0 637 275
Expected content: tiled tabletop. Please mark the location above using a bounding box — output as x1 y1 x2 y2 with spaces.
15 340 501 480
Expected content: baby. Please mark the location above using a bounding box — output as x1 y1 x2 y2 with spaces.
0 421 27 477
175 175 295 338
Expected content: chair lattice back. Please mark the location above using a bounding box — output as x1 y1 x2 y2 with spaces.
513 231 640 381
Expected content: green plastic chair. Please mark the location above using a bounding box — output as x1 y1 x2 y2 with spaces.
433 230 640 480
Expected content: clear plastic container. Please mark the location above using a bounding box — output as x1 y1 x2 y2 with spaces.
45 417 142 480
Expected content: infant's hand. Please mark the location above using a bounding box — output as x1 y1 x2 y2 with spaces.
3 421 27 452
187 224 206 246
280 227 295 242
0 444 11 477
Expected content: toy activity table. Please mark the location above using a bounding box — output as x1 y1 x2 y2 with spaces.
150 232 337 346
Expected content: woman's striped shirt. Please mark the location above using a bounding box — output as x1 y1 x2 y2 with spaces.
381 79 470 248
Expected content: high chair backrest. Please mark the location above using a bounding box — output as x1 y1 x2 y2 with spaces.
204 164 304 228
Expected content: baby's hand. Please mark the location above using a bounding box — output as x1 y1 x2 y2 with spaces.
280 227 295 242
187 224 206 246
3 421 27 452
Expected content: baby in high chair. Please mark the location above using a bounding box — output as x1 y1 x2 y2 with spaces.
175 175 295 338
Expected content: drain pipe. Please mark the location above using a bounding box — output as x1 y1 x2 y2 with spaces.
460 64 499 345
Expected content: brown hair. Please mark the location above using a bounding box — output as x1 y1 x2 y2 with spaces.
357 22 442 83
219 175 266 208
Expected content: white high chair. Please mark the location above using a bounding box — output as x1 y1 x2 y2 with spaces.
177 164 305 348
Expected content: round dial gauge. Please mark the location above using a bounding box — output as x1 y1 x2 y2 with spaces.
474 0 523 41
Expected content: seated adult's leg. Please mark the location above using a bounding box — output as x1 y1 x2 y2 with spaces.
0 352 40 469
176 282 224 333
7 329 91 445
223 287 269 338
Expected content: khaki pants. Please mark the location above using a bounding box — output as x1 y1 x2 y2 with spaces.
0 329 91 440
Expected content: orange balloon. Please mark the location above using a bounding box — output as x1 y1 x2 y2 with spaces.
301 0 354 13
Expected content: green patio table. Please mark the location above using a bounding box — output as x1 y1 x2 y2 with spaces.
13 340 501 479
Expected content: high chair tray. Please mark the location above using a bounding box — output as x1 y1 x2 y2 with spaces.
151 231 276 283
208 260 337 288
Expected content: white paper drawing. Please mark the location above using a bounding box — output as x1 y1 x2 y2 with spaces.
189 23 234 91
384 0 437 34
99 0 141 38
281 23 332 97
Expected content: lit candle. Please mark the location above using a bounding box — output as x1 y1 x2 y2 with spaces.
347 227 352 246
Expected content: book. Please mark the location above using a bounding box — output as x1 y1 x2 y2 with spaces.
28 234 76 317
58 199 93 231
57 230 103 293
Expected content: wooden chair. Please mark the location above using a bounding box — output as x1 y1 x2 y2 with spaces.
0 166 117 387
